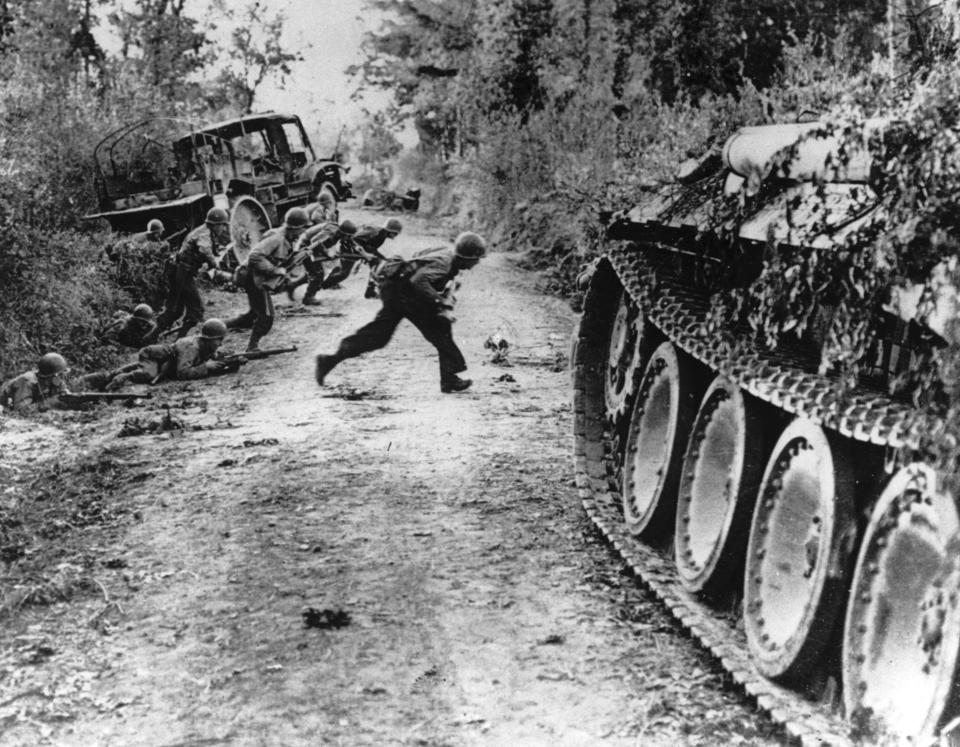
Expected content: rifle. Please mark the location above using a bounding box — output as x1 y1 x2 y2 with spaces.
61 391 152 405
217 345 298 364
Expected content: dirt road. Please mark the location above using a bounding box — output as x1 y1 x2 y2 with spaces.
0 209 785 746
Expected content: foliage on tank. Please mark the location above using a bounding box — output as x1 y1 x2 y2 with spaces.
686 65 960 483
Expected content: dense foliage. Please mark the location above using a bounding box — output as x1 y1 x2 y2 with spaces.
0 0 297 378
355 0 960 474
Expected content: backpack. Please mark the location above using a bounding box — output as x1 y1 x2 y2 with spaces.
372 255 415 286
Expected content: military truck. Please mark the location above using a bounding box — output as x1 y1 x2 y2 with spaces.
84 112 353 263
573 120 960 743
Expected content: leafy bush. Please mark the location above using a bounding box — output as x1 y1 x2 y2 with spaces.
0 227 129 378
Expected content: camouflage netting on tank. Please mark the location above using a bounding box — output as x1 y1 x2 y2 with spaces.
667 77 960 490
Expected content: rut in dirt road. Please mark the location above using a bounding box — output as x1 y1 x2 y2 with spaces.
0 212 785 746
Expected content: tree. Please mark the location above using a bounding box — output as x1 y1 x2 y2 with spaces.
208 0 302 114
107 0 211 102
351 0 477 156
356 109 403 184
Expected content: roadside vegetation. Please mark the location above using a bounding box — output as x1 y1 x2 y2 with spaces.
7 1 960 469
0 0 299 377
355 0 960 478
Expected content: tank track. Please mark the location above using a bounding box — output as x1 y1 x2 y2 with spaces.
570 245 942 746
604 244 934 451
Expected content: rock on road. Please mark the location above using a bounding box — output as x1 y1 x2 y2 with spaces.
0 209 785 746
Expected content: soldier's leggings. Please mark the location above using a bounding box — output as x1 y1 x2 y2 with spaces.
156 265 204 337
332 282 466 381
228 275 275 337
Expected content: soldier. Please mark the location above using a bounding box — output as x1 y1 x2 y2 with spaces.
306 190 338 224
298 219 359 305
313 231 488 393
0 353 72 413
132 218 167 248
105 218 170 266
101 303 159 348
90 318 239 391
227 208 311 351
155 207 231 338
351 218 403 298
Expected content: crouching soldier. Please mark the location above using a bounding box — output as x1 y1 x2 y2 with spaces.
87 319 239 391
101 303 159 348
0 353 72 413
298 218 359 305
227 208 311 350
352 218 403 298
155 207 231 338
314 232 487 393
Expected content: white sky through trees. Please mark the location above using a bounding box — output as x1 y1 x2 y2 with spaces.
102 0 384 152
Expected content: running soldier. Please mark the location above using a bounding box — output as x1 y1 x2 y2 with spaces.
351 218 402 298
227 208 311 350
155 207 231 338
313 232 488 393
86 319 239 391
298 219 358 305
0 353 72 413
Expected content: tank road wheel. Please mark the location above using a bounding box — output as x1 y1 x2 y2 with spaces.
843 464 960 742
621 342 701 539
743 419 855 682
229 196 271 265
675 378 767 598
604 290 646 425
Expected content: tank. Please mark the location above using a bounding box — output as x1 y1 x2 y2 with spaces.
572 120 960 744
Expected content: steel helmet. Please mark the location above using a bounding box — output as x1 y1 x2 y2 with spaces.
199 318 228 340
339 219 358 236
37 352 68 378
147 218 165 235
205 207 230 225
384 218 403 235
133 303 155 321
283 207 310 228
317 191 335 208
454 232 487 260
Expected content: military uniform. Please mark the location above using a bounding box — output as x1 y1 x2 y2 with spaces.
91 336 225 391
156 225 222 337
351 225 397 298
227 231 299 349
0 371 70 412
102 312 159 348
299 222 350 301
321 247 467 384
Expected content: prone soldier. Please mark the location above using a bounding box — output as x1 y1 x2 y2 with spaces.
0 353 72 413
87 318 240 391
101 303 159 348
313 232 488 393
155 207 231 338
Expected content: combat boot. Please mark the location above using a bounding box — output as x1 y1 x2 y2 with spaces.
246 331 263 352
440 376 472 393
301 277 323 306
314 354 340 386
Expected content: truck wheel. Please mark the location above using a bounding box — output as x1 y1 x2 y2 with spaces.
230 197 271 265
